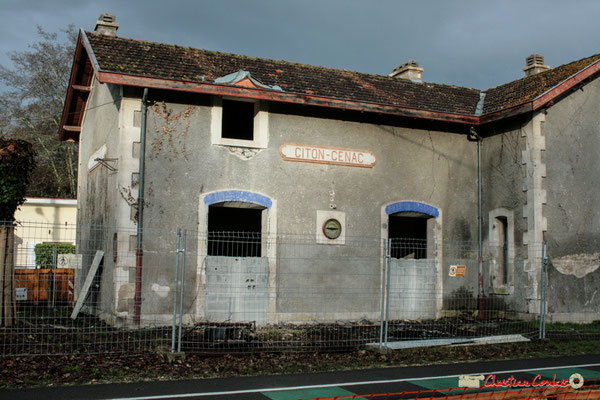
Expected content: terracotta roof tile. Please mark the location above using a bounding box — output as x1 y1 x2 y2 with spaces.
483 54 600 114
86 32 481 116
85 32 600 118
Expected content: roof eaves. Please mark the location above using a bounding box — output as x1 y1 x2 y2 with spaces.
532 57 600 111
479 102 532 125
59 31 87 141
97 71 480 124
81 29 101 74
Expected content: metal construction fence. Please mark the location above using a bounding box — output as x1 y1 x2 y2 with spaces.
0 221 597 356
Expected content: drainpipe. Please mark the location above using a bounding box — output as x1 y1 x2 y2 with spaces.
135 88 149 327
469 126 484 320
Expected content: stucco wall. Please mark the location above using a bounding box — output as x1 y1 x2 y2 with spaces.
542 76 600 319
136 93 482 323
480 120 529 313
75 77 121 320
75 76 600 325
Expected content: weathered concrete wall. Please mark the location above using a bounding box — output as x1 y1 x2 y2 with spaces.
76 77 600 325
75 78 121 320
479 120 529 313
136 93 481 324
543 76 600 319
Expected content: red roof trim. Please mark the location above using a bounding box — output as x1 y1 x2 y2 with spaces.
59 31 95 142
97 72 480 125
532 59 600 111
60 38 600 142
59 33 85 141
479 103 532 125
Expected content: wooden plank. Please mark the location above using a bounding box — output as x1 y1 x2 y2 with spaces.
62 125 82 132
71 84 91 92
70 250 103 319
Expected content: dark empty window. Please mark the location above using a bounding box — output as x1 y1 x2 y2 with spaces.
389 215 428 259
221 100 254 140
496 216 509 285
208 205 262 257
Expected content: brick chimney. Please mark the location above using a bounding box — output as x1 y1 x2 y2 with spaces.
94 13 119 37
523 54 549 77
390 60 423 82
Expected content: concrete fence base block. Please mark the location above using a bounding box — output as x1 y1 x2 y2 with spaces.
365 334 530 352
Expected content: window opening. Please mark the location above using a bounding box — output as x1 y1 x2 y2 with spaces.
388 214 429 259
221 100 255 141
495 216 509 285
208 205 262 257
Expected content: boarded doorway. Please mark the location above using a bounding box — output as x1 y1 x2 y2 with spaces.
387 209 437 320
205 202 268 323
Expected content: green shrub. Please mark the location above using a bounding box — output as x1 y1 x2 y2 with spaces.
0 138 35 222
34 243 75 269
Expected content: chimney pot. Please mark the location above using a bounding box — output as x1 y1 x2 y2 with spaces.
390 60 423 82
94 13 119 37
523 54 549 77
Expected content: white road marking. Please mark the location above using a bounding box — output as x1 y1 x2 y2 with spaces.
108 362 600 400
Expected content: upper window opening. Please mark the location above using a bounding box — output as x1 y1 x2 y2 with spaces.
389 213 430 259
211 98 268 148
221 100 255 141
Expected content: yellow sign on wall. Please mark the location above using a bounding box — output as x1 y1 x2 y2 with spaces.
449 265 466 277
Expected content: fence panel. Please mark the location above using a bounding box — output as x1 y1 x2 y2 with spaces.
2 222 593 356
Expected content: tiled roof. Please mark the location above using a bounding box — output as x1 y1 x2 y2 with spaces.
86 32 481 116
483 54 600 114
85 32 600 119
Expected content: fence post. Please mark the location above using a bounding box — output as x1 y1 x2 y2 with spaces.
379 239 387 346
171 228 181 353
177 229 187 353
543 241 548 339
539 241 548 339
384 238 392 346
51 245 58 308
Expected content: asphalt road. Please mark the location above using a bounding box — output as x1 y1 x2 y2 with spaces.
3 354 600 400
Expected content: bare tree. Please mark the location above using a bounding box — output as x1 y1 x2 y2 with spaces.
0 26 78 199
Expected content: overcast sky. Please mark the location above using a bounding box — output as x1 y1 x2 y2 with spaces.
2 0 600 90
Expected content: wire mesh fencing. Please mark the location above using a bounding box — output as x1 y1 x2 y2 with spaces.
1 221 174 356
0 221 592 356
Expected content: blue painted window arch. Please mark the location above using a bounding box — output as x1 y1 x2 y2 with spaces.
385 201 439 218
204 190 272 209
386 201 438 259
204 191 272 258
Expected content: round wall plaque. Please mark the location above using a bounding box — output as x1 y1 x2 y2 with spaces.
323 218 342 240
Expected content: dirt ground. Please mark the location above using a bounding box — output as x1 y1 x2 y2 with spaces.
1 339 599 389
